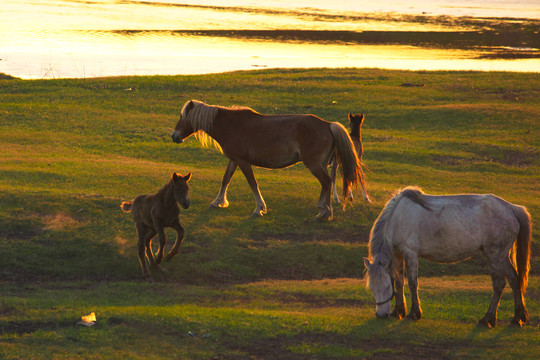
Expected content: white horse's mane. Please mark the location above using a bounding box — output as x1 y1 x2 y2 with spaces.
369 186 426 265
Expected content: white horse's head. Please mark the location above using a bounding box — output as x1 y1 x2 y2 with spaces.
364 258 394 318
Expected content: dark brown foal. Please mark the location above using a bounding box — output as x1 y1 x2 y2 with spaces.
330 113 369 204
121 172 191 280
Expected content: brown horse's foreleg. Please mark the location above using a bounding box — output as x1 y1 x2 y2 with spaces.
405 255 422 320
237 161 267 217
392 256 407 319
211 160 237 209
165 221 185 262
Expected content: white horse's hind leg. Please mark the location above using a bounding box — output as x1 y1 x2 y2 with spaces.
211 160 237 208
479 249 508 327
503 256 528 326
479 271 506 327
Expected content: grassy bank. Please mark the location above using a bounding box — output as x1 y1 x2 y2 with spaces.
0 68 538 359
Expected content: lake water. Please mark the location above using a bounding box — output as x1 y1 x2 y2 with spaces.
1 0 539 79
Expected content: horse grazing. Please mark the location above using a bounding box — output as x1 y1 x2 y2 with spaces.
330 112 369 205
364 187 531 327
172 100 369 221
121 172 191 280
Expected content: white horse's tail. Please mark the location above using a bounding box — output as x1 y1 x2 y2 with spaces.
511 204 532 295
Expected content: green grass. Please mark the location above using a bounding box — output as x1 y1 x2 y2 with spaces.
0 68 539 359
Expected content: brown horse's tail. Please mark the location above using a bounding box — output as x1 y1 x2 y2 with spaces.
329 122 370 204
121 201 133 213
511 204 532 295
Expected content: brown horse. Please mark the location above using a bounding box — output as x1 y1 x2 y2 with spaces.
121 172 191 280
330 112 370 205
172 100 369 221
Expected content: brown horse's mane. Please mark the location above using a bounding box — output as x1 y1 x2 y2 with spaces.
182 100 222 152
183 100 261 152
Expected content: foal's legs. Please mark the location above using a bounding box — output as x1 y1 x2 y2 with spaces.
211 160 237 209
153 224 168 264
405 254 422 320
136 224 156 280
392 256 407 319
330 159 340 205
165 220 185 262
237 161 267 217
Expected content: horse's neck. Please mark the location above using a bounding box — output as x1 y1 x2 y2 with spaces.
158 181 177 207
373 240 394 271
350 126 361 140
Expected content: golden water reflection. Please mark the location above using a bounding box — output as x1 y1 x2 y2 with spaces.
1 0 539 78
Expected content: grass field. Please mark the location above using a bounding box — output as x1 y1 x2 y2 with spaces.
0 68 538 359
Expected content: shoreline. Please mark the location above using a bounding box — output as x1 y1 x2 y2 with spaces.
2 65 540 82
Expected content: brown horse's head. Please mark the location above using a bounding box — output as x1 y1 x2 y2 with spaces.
172 100 195 143
348 112 364 159
171 172 191 209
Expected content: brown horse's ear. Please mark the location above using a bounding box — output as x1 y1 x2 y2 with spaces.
358 114 365 126
348 112 353 123
184 173 192 182
172 173 179 181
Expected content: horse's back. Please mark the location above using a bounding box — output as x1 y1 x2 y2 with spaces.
216 109 333 168
391 192 519 263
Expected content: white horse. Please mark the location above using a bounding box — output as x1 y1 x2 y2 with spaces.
364 187 531 327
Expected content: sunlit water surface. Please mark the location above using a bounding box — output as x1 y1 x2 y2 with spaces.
1 0 539 79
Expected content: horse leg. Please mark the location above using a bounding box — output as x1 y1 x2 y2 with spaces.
478 256 506 328
211 160 237 208
306 164 332 221
405 255 422 320
165 220 185 262
153 225 167 265
330 158 340 205
143 229 158 268
237 161 267 217
359 169 371 203
503 256 528 326
136 224 154 280
391 256 407 319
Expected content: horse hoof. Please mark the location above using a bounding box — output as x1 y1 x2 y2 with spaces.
406 313 421 321
316 213 332 222
477 319 495 328
509 319 524 328
391 310 407 320
209 201 229 209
